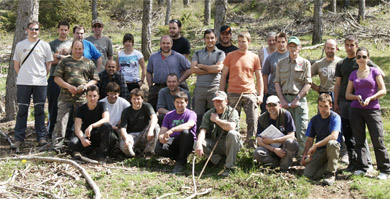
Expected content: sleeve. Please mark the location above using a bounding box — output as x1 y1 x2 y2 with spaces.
256 114 265 137
306 118 315 138
191 51 199 62
101 102 108 113
90 43 102 60
261 57 271 75
75 104 85 119
146 56 153 73
230 108 240 131
137 50 144 59
284 111 296 133
44 43 54 62
329 114 341 133
53 59 64 77
311 61 319 76
217 51 226 63
223 53 231 68
199 111 211 131
254 54 261 70
49 41 56 53
181 55 191 70
303 59 312 84
184 39 191 55
186 90 191 109
348 71 356 81
119 109 128 129
372 67 380 77
161 112 171 129
107 39 113 57
145 103 156 117
335 60 342 78
274 62 281 83
13 43 22 62
119 73 130 100
156 89 166 110
90 61 100 81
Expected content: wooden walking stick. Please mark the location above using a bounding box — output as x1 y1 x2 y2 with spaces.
198 92 244 179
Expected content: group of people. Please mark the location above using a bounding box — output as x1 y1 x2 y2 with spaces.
11 19 389 183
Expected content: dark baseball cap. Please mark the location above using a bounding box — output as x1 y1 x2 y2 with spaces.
220 25 232 34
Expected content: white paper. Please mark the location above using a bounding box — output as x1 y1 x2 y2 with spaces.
259 124 285 147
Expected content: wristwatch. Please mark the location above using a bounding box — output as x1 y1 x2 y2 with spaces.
57 54 61 60
288 103 291 107
296 95 300 100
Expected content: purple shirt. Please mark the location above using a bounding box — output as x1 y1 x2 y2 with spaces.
349 67 381 109
162 108 197 140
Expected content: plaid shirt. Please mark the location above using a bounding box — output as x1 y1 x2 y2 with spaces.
98 70 130 101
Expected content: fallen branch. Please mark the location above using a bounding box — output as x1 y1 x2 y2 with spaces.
0 156 101 199
0 130 13 146
11 184 62 199
185 188 212 199
155 192 181 199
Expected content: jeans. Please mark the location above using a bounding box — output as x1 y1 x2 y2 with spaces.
155 130 194 165
14 85 47 142
47 76 61 137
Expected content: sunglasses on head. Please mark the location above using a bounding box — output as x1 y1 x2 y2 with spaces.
29 28 39 31
356 55 368 59
93 24 102 28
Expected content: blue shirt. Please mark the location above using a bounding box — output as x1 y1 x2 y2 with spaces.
306 111 341 149
147 50 190 84
82 40 101 60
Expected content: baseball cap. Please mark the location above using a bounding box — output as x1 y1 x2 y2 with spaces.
220 25 232 34
92 19 103 26
266 95 280 104
288 36 301 46
212 91 228 101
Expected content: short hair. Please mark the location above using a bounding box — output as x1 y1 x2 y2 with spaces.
106 82 120 94
27 20 39 29
123 33 134 45
166 73 179 81
130 88 144 99
71 40 84 49
238 32 251 42
356 46 370 57
318 93 332 105
57 21 70 29
203 29 216 38
160 35 173 43
169 19 182 27
266 32 277 39
87 85 99 94
276 32 287 41
174 91 188 102
73 25 85 34
345 35 358 45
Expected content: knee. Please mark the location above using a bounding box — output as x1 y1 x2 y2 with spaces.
17 104 29 114
34 103 45 114
253 148 266 162
226 130 241 142
154 142 164 155
284 139 299 152
68 136 80 151
327 140 340 150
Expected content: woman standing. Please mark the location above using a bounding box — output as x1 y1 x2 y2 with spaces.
117 33 146 93
346 47 390 180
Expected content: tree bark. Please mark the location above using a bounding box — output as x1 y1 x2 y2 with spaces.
312 0 323 45
344 0 350 8
214 0 228 41
142 0 153 60
330 0 336 13
183 0 189 7
358 0 365 23
92 0 98 20
204 0 211 25
158 0 164 6
5 0 39 121
165 0 171 25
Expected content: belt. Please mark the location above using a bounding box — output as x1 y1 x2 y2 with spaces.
126 81 139 84
154 83 167 86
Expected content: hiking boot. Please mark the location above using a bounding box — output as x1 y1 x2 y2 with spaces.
354 170 366 176
11 141 22 149
72 152 82 160
172 163 185 174
128 143 135 157
322 173 336 186
345 163 356 172
219 167 233 177
38 139 48 147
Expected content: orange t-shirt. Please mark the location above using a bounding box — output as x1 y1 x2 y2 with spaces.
223 50 261 93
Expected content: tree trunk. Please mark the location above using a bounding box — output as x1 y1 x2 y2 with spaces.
92 0 98 20
204 0 211 25
358 0 365 23
312 0 323 45
158 0 164 6
344 0 350 8
5 0 39 121
183 0 189 7
330 0 336 13
214 0 228 41
142 0 153 60
165 0 171 25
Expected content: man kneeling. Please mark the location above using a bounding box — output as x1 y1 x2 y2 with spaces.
253 95 298 171
301 93 341 185
155 91 197 174
195 91 242 177
119 88 159 157
69 85 117 161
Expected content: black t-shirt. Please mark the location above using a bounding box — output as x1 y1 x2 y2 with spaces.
120 102 155 133
216 43 238 55
172 37 191 55
76 102 108 131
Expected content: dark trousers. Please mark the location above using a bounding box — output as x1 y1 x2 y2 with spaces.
47 76 60 137
350 108 390 173
14 85 47 142
155 130 194 165
126 82 140 94
68 123 118 157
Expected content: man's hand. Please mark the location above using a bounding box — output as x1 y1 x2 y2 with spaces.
159 130 172 144
290 98 301 108
362 96 371 107
67 85 78 95
195 143 204 157
273 148 286 158
262 137 274 145
307 145 317 156
81 137 91 147
210 113 219 123
85 125 93 138
301 154 310 166
280 99 289 109
257 96 263 105
147 130 154 141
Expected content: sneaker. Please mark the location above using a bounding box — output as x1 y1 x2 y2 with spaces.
128 143 135 157
322 174 336 186
38 139 48 147
377 173 388 180
367 165 374 173
340 154 349 164
219 168 233 177
172 163 185 174
354 170 366 176
11 141 22 149
345 163 356 172
73 152 82 160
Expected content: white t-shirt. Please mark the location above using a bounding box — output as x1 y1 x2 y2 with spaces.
13 39 53 86
100 96 131 126
118 50 144 82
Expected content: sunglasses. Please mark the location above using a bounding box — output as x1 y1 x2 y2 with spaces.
29 28 39 31
356 55 368 59
93 24 102 28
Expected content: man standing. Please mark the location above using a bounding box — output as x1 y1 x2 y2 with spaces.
47 21 72 138
191 29 225 126
119 89 159 157
195 91 241 177
11 21 53 148
52 40 99 151
311 39 341 99
157 73 191 125
98 60 129 100
169 19 191 58
155 91 197 173
301 93 341 186
85 19 113 67
69 85 117 161
261 32 289 113
72 25 102 72
258 32 276 66
220 32 263 143
147 35 191 110
274 36 312 158
216 25 238 55
99 82 130 133
253 95 298 171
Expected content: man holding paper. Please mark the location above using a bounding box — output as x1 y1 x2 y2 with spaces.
253 95 298 171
